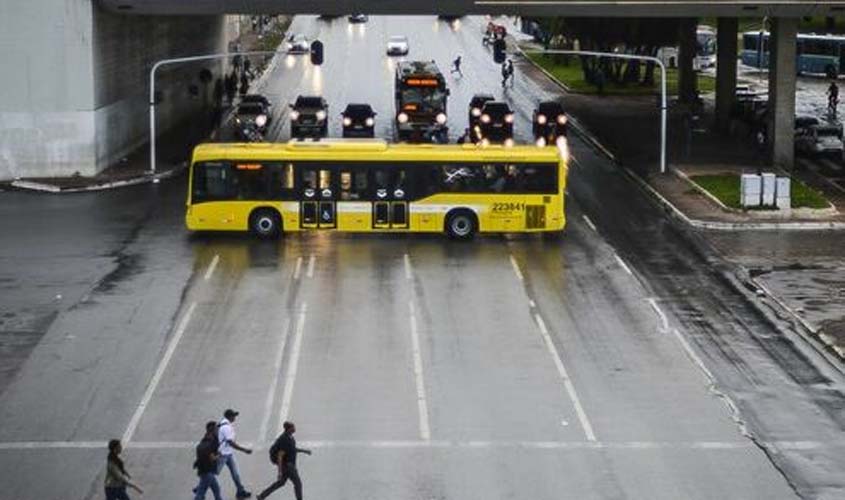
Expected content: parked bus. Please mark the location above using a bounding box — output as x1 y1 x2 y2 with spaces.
657 26 717 70
185 140 568 239
741 31 845 78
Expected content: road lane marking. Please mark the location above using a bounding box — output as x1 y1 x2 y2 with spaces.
409 299 431 441
203 254 219 281
122 302 197 443
258 317 293 443
647 298 669 332
582 214 597 232
533 313 597 442
614 254 633 276
509 254 524 282
404 253 413 280
278 304 308 433
306 255 315 279
648 298 716 382
293 256 303 280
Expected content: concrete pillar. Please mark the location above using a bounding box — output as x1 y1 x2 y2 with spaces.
767 17 798 169
677 17 698 104
715 18 738 133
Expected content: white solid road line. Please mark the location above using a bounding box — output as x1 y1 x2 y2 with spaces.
403 253 413 281
122 301 197 443
408 300 431 441
648 298 716 383
614 254 633 276
306 254 315 279
533 312 597 442
203 254 219 281
509 254 524 282
293 256 303 280
258 316 293 443
582 214 598 233
647 298 669 332
278 304 308 433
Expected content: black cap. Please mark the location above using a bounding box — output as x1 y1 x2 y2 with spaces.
224 409 239 419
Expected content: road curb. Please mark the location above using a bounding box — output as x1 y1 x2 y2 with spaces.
9 163 186 194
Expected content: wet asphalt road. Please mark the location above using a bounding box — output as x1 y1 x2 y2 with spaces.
1 15 844 500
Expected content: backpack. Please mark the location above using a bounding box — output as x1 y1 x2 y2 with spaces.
268 435 284 464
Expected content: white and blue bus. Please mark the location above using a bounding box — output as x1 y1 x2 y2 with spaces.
741 31 845 78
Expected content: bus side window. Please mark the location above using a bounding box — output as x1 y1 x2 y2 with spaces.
193 162 233 202
302 169 318 190
516 163 558 193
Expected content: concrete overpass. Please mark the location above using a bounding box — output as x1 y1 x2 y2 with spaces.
0 1 831 179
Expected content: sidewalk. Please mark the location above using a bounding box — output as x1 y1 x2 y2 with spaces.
517 42 845 364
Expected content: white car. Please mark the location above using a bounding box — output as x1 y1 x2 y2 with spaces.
386 35 409 56
287 34 310 54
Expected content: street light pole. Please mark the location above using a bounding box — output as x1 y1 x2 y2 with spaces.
523 49 669 174
148 50 283 176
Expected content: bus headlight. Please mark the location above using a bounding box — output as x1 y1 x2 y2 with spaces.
471 107 482 117
504 113 514 124
504 138 515 147
316 110 327 121
397 112 409 123
365 117 375 127
557 114 568 125
290 110 300 121
435 113 447 125
480 114 491 124
255 114 268 127
535 137 547 147
342 117 352 127
536 114 547 125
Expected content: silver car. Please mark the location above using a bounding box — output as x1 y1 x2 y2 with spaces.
287 33 310 53
386 35 409 56
795 116 844 158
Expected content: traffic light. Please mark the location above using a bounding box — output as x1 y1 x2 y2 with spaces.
310 40 324 66
493 38 506 64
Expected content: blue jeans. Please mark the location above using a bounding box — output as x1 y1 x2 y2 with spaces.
217 454 247 495
105 486 130 500
194 472 223 500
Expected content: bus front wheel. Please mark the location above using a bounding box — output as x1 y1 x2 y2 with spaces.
445 210 477 240
249 208 282 239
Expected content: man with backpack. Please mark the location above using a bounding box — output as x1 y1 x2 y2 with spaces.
218 409 253 498
256 421 312 500
193 421 222 500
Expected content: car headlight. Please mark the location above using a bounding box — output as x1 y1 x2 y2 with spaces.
316 110 327 121
471 107 482 117
397 112 409 123
342 117 352 127
480 114 491 124
287 43 293 50
536 114 547 125
255 114 267 127
480 138 490 147
535 137 547 147
235 117 242 124
290 110 300 121
504 113 514 124
365 117 375 127
435 113 447 125
557 115 568 125
504 138 515 147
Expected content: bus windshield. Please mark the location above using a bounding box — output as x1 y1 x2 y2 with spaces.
400 87 446 112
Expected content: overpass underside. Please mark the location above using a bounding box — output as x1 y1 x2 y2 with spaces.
100 0 842 17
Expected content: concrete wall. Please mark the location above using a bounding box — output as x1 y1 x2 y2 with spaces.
0 0 230 179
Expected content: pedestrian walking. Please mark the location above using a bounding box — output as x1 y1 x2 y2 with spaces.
225 72 237 105
828 80 839 118
256 421 312 500
506 59 515 87
451 55 463 77
244 58 252 79
218 409 253 499
104 439 143 500
193 421 223 500
501 61 509 88
240 73 249 96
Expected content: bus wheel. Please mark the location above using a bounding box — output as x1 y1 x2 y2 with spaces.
827 65 838 79
249 209 282 239
445 210 477 240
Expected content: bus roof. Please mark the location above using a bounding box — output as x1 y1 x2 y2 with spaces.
742 31 845 41
191 140 563 164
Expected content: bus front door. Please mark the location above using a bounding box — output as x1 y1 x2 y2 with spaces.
300 167 336 229
372 168 408 230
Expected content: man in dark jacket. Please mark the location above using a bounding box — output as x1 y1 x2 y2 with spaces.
256 421 312 500
193 421 223 500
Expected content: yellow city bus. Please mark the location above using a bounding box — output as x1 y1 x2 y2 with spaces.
186 139 568 239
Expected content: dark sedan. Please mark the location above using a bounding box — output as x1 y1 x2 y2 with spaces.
341 103 377 138
468 93 495 132
290 95 328 138
532 101 568 146
478 101 514 145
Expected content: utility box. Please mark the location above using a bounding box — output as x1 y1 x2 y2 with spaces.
776 177 791 210
741 174 762 208
761 173 776 206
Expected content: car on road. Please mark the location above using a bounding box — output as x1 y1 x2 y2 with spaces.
794 116 844 159
386 35 409 56
290 95 329 138
234 102 269 140
286 33 310 53
468 93 495 132
341 103 377 137
240 94 272 121
348 14 368 23
478 101 515 145
533 101 568 146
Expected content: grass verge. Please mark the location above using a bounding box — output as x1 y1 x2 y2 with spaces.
526 52 715 96
690 173 830 210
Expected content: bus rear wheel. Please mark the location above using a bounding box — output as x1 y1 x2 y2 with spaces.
249 209 282 239
445 210 477 240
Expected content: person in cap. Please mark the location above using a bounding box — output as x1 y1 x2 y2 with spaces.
217 409 253 498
